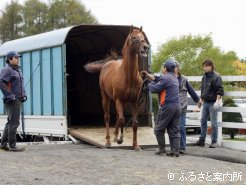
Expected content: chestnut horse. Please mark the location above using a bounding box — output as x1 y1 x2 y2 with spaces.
84 26 149 151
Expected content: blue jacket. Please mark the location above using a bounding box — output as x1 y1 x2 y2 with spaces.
148 72 180 106
0 64 26 102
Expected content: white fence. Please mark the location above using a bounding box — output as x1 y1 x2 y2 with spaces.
186 76 246 149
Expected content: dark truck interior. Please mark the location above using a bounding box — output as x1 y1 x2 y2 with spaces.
65 25 151 127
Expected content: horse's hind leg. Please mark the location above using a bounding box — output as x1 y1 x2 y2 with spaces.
115 99 125 144
102 92 111 147
113 114 119 142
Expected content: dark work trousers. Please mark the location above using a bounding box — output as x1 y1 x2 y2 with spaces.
1 99 21 148
154 104 181 152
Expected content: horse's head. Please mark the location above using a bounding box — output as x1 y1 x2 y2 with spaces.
127 26 149 59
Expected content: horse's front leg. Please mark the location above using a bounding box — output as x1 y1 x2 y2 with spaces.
114 100 125 144
102 93 111 147
132 104 142 151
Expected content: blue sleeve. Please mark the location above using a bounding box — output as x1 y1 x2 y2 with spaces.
154 75 161 82
148 77 167 93
186 81 199 103
0 68 15 100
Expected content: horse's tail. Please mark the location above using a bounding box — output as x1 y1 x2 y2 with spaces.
84 61 105 73
84 50 120 73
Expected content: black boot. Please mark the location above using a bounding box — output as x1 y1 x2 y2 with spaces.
9 146 25 152
193 140 205 147
166 151 179 157
155 134 166 155
0 145 9 151
166 137 180 157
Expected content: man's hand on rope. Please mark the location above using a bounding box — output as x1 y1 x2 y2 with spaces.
140 71 155 81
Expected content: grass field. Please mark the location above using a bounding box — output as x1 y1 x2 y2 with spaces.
224 137 246 141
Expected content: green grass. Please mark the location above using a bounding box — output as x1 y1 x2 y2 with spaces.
224 137 246 141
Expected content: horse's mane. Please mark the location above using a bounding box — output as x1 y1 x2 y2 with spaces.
104 50 121 62
122 34 130 57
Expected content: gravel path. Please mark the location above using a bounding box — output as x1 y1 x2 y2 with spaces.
0 143 245 185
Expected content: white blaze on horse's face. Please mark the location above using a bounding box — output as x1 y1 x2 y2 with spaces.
129 29 149 58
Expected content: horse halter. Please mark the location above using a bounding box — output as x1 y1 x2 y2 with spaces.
129 33 147 49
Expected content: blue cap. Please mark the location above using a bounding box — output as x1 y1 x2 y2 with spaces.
6 51 22 58
163 59 177 69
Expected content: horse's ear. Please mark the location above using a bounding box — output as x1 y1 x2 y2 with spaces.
130 25 134 33
139 26 143 32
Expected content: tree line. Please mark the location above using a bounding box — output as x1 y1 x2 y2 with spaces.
0 0 98 43
152 34 245 76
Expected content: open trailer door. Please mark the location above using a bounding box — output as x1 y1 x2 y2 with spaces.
65 25 156 148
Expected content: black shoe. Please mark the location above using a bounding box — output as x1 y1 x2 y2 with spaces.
155 148 166 155
179 150 185 154
166 151 179 157
193 140 205 147
209 142 217 148
9 146 25 152
0 145 9 151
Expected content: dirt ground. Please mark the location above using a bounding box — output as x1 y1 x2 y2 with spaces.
0 143 245 185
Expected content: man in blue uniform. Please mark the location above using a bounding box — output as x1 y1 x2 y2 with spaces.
142 59 181 157
0 51 27 152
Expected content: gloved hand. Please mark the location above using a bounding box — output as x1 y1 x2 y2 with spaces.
19 96 27 102
214 99 222 111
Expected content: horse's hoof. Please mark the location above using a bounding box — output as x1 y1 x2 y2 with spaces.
135 147 142 152
105 142 111 148
113 138 117 142
116 139 123 145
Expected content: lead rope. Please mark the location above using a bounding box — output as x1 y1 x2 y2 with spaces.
125 55 149 130
20 61 41 138
24 61 41 88
18 69 26 138
124 78 149 130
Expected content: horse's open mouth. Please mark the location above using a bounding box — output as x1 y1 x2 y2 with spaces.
141 51 148 58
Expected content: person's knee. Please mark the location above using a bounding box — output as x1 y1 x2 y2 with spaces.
154 129 163 136
200 116 208 123
169 135 181 140
10 123 20 131
169 130 180 138
179 128 185 136
211 123 218 129
180 123 185 129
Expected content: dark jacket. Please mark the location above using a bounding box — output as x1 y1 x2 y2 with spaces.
201 71 224 103
148 72 179 106
178 74 200 113
0 64 26 103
